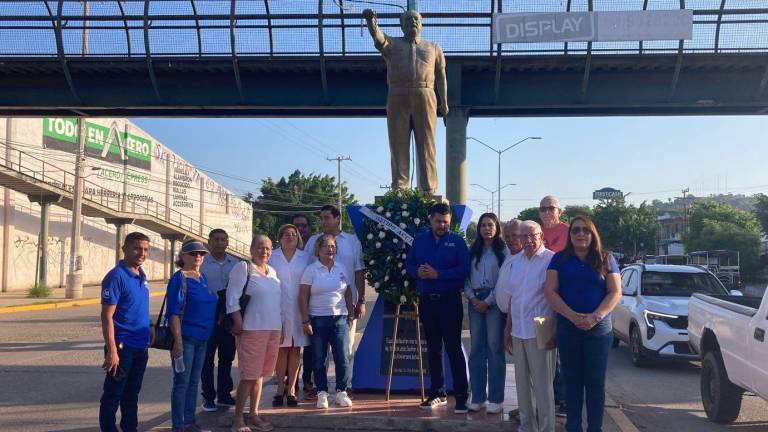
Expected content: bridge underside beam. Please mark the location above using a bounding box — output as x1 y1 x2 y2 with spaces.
0 54 766 117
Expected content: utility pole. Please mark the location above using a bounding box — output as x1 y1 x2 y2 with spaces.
327 155 351 230
680 187 690 235
66 118 86 299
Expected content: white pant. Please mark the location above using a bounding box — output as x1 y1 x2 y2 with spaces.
513 337 556 432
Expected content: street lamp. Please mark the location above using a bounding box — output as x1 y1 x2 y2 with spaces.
467 136 541 216
471 183 516 217
469 198 491 213
471 183 495 213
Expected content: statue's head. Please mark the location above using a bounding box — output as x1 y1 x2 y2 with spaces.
400 10 422 39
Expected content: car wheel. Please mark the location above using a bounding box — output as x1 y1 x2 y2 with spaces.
701 351 742 423
612 333 620 348
630 325 651 367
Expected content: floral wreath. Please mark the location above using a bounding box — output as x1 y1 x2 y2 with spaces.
359 189 462 305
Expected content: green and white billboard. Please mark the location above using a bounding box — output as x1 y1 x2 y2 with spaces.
43 118 152 170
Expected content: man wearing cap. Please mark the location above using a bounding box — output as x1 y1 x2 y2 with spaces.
200 229 239 411
99 232 154 432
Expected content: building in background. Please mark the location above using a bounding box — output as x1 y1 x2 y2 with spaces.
657 211 686 256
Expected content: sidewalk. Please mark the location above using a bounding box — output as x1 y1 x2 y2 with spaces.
0 281 167 313
150 329 632 432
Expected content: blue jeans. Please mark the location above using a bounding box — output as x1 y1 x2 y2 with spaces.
311 315 350 392
557 316 613 432
99 345 148 432
171 336 207 428
467 300 506 404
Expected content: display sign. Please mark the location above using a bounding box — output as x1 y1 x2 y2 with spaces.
593 187 624 200
493 10 693 44
380 303 429 377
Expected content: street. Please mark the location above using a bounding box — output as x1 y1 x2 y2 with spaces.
607 342 768 431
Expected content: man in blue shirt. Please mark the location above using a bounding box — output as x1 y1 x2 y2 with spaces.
406 203 470 413
200 228 239 411
99 232 154 432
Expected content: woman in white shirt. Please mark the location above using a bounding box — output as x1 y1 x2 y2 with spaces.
227 235 282 432
299 234 355 410
269 224 310 408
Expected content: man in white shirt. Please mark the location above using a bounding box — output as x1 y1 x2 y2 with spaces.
499 220 556 432
304 205 366 357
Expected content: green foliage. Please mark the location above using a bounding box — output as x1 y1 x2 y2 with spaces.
465 221 478 245
517 207 541 223
591 198 659 257
564 205 593 220
243 170 358 239
685 201 761 279
27 283 52 298
754 193 768 234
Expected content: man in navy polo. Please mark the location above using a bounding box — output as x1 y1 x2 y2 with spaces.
406 202 470 413
99 231 154 432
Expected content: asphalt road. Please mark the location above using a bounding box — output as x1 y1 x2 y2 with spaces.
606 341 768 431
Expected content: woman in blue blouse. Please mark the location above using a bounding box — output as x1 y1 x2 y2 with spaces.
167 240 218 432
544 216 621 432
464 213 508 414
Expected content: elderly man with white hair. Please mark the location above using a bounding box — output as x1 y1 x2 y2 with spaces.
498 220 556 432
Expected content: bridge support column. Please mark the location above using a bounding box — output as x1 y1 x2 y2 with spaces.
105 218 135 267
2 117 12 292
29 194 62 289
445 107 468 205
161 234 185 281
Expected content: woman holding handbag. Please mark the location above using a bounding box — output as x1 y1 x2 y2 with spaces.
227 235 283 432
544 216 621 432
166 240 218 432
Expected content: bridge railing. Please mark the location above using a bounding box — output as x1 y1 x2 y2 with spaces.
0 138 251 257
0 1 766 58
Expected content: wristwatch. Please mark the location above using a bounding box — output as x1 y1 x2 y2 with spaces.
594 311 605 322
357 298 366 306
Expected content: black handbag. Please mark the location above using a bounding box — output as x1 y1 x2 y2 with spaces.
219 261 252 332
151 271 187 350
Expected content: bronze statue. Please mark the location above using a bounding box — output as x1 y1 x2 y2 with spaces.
363 8 448 195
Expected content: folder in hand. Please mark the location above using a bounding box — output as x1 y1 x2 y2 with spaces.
533 316 556 350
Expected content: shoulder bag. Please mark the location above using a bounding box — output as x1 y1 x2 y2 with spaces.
220 261 252 332
151 271 188 350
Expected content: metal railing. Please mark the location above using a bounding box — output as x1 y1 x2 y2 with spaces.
0 139 251 257
0 1 766 58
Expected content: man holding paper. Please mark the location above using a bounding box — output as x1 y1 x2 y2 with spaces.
498 220 556 432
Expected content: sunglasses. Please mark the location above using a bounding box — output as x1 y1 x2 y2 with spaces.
539 206 558 212
570 227 592 235
187 251 207 257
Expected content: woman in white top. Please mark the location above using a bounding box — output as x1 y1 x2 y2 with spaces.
268 224 310 408
226 235 282 432
299 234 355 410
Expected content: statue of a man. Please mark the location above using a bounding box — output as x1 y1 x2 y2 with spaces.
363 8 448 195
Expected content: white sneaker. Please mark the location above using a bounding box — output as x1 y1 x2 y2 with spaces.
335 391 353 407
316 391 329 409
486 402 503 414
467 401 486 412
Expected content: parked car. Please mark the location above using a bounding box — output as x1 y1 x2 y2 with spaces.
688 286 768 423
612 264 731 367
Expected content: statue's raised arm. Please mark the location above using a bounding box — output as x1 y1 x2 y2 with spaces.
363 9 387 49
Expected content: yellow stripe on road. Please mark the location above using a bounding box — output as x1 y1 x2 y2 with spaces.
0 291 165 314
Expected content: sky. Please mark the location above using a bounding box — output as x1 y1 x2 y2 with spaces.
132 115 768 221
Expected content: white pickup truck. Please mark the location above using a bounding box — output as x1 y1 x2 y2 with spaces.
688 287 768 423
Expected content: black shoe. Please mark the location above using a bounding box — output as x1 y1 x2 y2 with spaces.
286 395 298 407
556 404 568 417
272 393 285 407
419 395 447 410
217 394 236 407
454 399 468 414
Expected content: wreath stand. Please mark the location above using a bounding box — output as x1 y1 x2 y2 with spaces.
385 301 425 402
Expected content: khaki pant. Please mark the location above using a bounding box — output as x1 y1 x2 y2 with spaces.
513 337 557 432
386 88 438 194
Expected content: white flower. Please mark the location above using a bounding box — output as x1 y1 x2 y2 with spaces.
374 282 380 289
402 211 409 217
385 212 392 218
393 238 399 244
375 242 382 248
404 280 409 287
397 262 403 268
385 275 390 281
377 223 384 229
401 269 407 275
414 217 421 225
401 253 407 259
377 206 384 213
369 259 375 266
378 231 386 239
386 256 391 261
401 203 408 210
399 295 407 303
366 233 374 240
399 223 407 229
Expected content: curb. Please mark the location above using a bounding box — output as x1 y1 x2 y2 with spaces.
0 291 165 314
245 413 505 432
605 394 640 432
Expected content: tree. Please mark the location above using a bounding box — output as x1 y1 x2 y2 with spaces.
563 205 593 221
517 207 541 223
592 198 658 258
685 201 761 279
465 221 478 245
244 170 358 239
754 193 768 235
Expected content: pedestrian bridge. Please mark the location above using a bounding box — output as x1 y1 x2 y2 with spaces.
0 139 250 260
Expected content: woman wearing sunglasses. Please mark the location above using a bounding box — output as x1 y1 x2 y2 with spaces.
544 216 621 432
166 240 218 432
